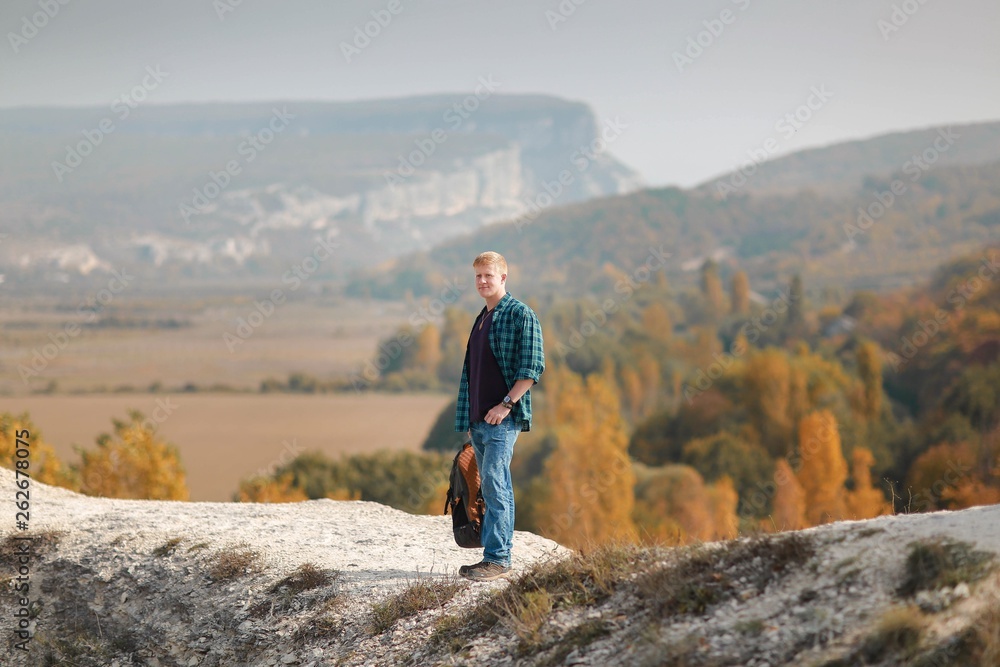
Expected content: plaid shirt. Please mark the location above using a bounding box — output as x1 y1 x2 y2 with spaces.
455 292 545 432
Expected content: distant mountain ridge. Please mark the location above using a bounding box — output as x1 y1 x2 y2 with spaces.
351 144 1000 300
0 94 641 286
696 119 1000 198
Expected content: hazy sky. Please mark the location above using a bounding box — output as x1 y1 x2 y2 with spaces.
2 0 998 187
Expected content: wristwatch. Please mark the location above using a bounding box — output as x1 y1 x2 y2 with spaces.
501 395 516 411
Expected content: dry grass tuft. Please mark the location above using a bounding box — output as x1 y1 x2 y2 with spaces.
1 529 64 562
637 532 814 617
431 543 642 658
369 578 465 635
208 544 264 581
897 538 995 597
269 562 337 594
912 602 1000 667
859 606 924 663
468 542 643 635
153 536 184 557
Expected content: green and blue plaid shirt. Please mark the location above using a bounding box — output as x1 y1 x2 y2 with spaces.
455 292 545 432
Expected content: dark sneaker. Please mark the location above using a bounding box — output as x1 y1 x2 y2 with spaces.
460 561 510 582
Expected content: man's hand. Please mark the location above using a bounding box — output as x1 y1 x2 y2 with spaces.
484 404 512 425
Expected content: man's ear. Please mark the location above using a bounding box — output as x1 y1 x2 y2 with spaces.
501 273 507 283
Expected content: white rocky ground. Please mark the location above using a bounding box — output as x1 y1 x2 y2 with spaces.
2 468 999 666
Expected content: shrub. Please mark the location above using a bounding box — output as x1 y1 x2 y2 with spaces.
897 539 995 597
209 545 263 581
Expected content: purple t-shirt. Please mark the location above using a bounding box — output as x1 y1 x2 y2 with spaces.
468 308 509 423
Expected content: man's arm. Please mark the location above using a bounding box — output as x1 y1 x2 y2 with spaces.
506 378 535 404
483 378 535 425
513 305 545 385
483 306 544 425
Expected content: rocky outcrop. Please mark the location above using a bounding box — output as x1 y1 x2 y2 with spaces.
0 96 642 281
2 469 999 667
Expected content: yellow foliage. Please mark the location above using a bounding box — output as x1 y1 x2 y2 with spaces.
620 366 644 422
0 412 76 489
942 480 1000 508
403 479 447 514
846 447 892 519
771 458 807 531
743 350 794 457
700 260 726 320
906 442 978 512
633 463 713 544
856 341 883 421
537 368 637 549
730 270 750 315
413 323 442 374
76 410 189 500
796 410 847 525
707 475 739 540
642 302 672 343
237 473 309 503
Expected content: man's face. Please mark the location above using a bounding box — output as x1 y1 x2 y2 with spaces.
474 263 505 301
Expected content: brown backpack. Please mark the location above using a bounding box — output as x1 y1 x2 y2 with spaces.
444 440 485 548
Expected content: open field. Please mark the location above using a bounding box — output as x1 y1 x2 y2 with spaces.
0 293 450 395
9 392 453 501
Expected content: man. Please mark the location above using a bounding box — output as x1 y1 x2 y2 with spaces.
455 251 544 581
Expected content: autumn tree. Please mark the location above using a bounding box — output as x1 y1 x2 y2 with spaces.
856 340 883 421
620 365 645 422
771 458 807 531
743 349 794 457
638 354 661 405
375 325 417 376
1 412 75 489
730 270 751 316
784 274 805 339
942 363 1000 472
791 361 810 418
642 302 672 343
942 473 1000 509
413 323 442 375
265 450 449 514
633 464 713 544
76 410 189 500
700 259 726 322
618 353 661 423
905 442 974 512
845 447 891 519
681 431 773 506
706 475 739 540
438 307 470 384
236 473 309 503
795 410 847 525
537 368 637 549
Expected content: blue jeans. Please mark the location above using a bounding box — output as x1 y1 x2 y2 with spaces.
469 419 519 568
